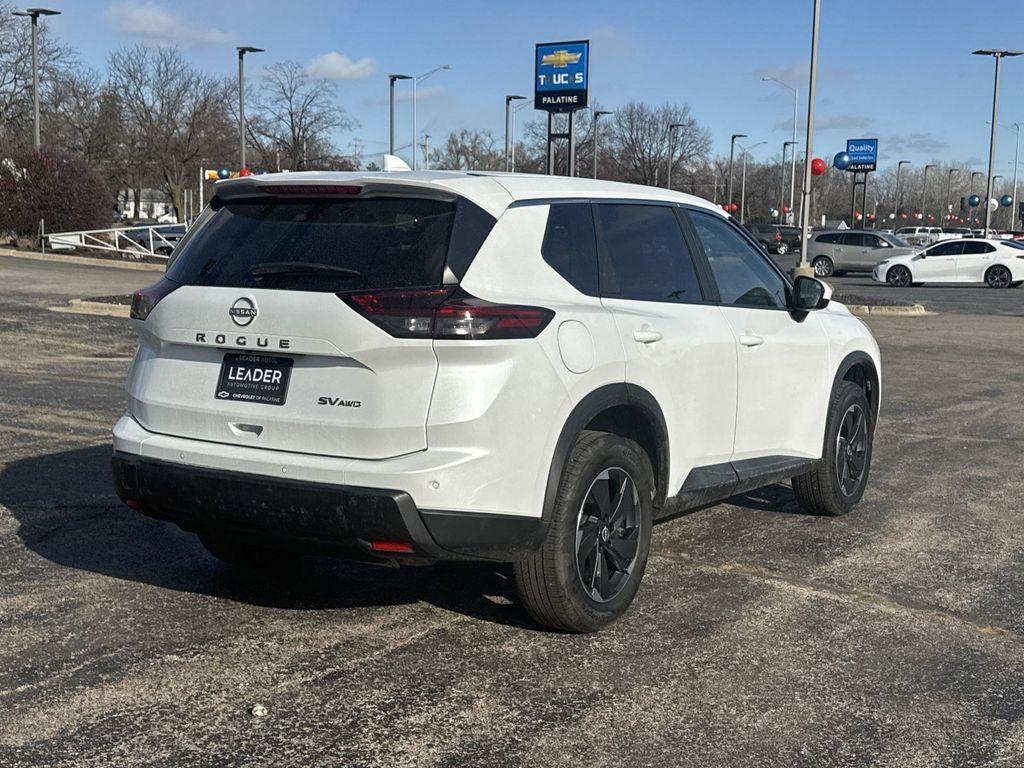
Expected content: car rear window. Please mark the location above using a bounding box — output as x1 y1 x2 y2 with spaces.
166 195 493 293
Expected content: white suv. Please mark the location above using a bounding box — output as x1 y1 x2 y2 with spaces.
113 171 881 633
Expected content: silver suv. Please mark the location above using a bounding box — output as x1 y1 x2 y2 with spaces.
805 230 916 277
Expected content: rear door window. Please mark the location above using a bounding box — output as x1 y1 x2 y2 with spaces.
595 204 704 303
166 196 493 293
961 241 996 254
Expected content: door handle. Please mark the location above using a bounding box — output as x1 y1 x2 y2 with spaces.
633 327 663 344
738 333 764 348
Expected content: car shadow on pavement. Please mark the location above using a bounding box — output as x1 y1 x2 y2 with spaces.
724 483 803 515
0 444 537 631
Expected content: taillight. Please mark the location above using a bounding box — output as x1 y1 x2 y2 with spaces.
774 233 782 241
340 287 554 340
130 278 179 320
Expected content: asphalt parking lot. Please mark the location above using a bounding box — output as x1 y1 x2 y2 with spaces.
2 253 1024 767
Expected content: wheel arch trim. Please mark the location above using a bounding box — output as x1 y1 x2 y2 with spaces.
833 351 880 423
542 383 670 524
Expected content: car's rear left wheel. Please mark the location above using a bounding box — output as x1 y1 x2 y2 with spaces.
776 242 790 256
513 431 654 633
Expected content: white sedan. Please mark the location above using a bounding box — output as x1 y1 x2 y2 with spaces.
872 238 1024 288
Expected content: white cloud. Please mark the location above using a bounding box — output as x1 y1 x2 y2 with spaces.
306 51 375 80
105 1 232 47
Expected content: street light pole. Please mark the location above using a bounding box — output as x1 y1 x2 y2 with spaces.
738 141 764 225
504 95 526 172
236 46 264 171
727 133 747 210
1010 123 1021 228
797 0 821 271
894 160 910 224
762 75 799 217
667 123 684 190
782 140 796 221
973 49 1023 237
510 101 529 172
920 163 936 223
388 74 412 155
412 65 450 170
593 110 612 179
12 7 60 151
945 168 960 225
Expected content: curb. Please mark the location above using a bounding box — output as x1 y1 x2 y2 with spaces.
51 299 132 318
0 248 165 272
845 303 928 317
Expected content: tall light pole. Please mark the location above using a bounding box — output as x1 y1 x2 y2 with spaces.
894 160 910 225
973 49 1023 237
388 74 412 155
593 109 612 179
236 46 263 171
727 133 747 210
970 170 984 224
945 168 960 225
667 123 684 190
412 64 450 170
12 7 60 151
510 100 530 172
738 140 765 225
1007 123 1021 228
504 95 526 171
781 140 797 221
762 75 799 217
920 163 936 223
797 0 821 271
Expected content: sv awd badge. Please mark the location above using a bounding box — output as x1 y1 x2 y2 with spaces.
229 297 257 327
317 397 362 408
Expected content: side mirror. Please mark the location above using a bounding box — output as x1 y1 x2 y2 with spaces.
791 275 831 311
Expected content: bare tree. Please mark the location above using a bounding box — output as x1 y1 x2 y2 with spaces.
428 129 504 171
606 101 711 187
248 61 354 171
107 45 234 221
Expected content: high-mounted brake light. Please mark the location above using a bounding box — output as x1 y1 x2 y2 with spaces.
340 287 554 340
264 184 363 196
130 278 179 320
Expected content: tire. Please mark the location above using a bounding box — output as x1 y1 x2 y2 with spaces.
886 265 912 287
513 431 654 633
198 532 297 570
793 381 873 516
985 265 1012 288
812 256 834 278
776 242 790 256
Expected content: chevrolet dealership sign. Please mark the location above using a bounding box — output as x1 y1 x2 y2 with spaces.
534 40 589 112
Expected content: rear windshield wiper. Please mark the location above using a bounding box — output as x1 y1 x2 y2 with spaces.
247 262 362 279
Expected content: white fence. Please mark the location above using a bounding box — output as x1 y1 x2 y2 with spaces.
46 224 184 260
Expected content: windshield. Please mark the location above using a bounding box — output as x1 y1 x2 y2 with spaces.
166 196 465 293
881 233 910 247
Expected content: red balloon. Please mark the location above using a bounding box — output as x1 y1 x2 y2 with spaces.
899 212 907 219
239 168 253 177
782 205 790 213
867 213 875 221
810 157 827 176
729 202 739 212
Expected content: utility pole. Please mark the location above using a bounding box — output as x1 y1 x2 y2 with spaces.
894 160 910 225
1009 123 1021 228
738 141 764 225
12 7 60 150
920 164 936 223
412 65 450 170
796 0 821 272
236 46 264 170
781 140 796 221
727 133 747 210
945 168 960 225
973 49 1023 236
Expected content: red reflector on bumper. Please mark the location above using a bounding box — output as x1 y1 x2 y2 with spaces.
370 540 415 554
124 498 142 510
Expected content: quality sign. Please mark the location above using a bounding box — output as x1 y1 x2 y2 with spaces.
535 40 589 112
846 138 878 172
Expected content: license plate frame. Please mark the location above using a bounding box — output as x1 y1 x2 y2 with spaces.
216 352 293 406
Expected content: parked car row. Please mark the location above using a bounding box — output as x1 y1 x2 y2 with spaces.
744 223 802 255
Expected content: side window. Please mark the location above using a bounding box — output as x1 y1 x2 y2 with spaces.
840 233 866 247
595 204 703 302
926 241 963 256
688 210 789 309
541 203 599 295
962 241 996 254
863 235 883 248
817 233 840 244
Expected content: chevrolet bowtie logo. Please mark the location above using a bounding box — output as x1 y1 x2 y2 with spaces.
541 49 581 68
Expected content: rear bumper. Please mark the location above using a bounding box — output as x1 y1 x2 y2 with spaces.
112 452 545 563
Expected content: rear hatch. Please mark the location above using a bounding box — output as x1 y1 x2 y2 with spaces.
128 180 497 460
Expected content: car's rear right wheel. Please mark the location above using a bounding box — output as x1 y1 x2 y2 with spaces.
776 242 790 256
985 265 1012 288
513 431 654 633
812 256 834 278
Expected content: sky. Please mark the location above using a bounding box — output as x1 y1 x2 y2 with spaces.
38 0 1024 173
